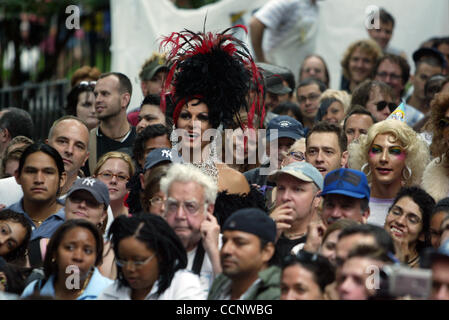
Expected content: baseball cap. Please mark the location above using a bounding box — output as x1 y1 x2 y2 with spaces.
321 168 370 200
223 208 276 243
140 58 169 81
412 47 447 69
257 62 292 95
66 177 110 206
268 161 323 190
144 148 182 171
266 115 304 142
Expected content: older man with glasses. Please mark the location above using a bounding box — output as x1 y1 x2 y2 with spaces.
159 163 221 296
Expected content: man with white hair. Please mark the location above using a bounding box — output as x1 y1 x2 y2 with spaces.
160 163 221 295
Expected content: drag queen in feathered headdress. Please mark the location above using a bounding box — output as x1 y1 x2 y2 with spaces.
159 25 265 194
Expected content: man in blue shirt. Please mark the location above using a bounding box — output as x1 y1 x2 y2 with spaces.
7 143 67 267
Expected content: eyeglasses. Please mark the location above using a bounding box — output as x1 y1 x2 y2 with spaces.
376 72 402 81
297 93 321 104
68 195 102 208
97 171 130 183
376 101 397 112
283 250 326 266
287 151 305 161
116 254 155 268
438 118 449 130
389 207 422 225
165 197 202 215
149 196 165 207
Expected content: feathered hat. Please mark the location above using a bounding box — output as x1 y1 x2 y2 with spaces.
159 25 265 130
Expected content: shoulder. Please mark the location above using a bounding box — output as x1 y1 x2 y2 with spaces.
161 270 206 300
216 163 250 194
97 281 128 300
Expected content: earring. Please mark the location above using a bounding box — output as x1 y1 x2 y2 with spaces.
402 166 412 181
51 257 56 263
361 163 371 177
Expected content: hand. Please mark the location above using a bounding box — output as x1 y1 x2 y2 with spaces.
303 218 327 253
270 202 294 242
0 204 5 211
200 212 220 253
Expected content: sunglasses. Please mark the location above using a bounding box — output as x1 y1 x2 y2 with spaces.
439 118 449 130
376 101 397 112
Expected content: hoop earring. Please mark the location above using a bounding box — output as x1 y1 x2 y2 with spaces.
361 163 371 177
402 166 412 181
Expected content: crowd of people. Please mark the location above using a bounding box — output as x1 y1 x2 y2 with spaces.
0 1 449 301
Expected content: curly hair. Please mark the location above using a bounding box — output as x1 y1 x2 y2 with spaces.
341 39 383 80
429 93 449 163
0 210 32 265
348 119 430 186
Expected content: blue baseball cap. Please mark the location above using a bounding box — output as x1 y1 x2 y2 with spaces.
144 148 182 171
268 161 323 190
321 168 370 199
266 115 304 142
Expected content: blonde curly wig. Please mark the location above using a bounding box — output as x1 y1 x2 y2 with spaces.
348 119 430 186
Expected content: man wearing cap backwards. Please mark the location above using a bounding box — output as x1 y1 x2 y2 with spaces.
256 63 294 127
208 208 280 300
268 162 323 264
244 115 304 206
406 48 445 114
424 239 449 300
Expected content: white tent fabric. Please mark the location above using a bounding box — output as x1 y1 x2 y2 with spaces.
110 0 449 112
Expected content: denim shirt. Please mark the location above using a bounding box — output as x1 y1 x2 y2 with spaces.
7 198 66 241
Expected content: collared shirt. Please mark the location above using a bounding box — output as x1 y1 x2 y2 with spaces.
7 198 66 241
21 268 113 300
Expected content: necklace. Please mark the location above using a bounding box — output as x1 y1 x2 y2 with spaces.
31 219 44 227
283 231 306 240
73 269 94 299
110 127 131 140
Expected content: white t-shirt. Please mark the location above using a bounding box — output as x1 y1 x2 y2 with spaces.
186 234 222 295
98 269 206 300
254 0 318 80
368 197 394 227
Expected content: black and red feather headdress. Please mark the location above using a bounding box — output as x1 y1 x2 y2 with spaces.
160 25 265 130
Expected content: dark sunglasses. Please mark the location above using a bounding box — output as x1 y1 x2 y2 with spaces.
439 118 449 130
376 101 397 112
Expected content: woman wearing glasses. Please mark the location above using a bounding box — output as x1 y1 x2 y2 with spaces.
98 214 205 300
66 81 99 131
94 151 135 219
349 119 429 227
384 186 434 268
21 220 113 300
141 165 169 216
422 93 449 202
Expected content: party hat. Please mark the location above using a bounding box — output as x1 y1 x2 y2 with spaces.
387 102 406 122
